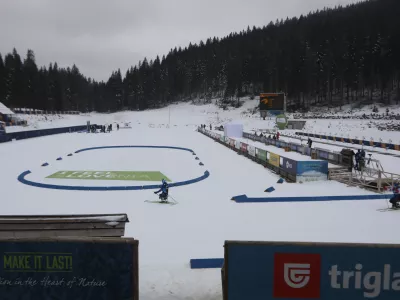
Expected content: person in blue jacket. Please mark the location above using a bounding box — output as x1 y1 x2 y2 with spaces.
154 179 169 201
389 183 400 209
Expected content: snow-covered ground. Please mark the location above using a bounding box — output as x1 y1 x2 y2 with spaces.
2 100 400 299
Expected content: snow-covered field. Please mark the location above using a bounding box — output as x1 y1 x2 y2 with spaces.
2 101 400 299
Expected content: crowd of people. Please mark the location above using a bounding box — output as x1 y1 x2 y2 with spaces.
254 131 281 140
89 123 120 133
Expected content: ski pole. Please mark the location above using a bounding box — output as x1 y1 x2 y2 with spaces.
168 195 178 204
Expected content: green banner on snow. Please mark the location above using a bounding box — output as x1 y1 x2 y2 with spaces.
47 171 171 182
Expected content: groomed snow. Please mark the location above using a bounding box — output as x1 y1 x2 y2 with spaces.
2 101 400 299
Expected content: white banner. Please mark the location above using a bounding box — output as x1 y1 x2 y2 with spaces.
248 145 256 157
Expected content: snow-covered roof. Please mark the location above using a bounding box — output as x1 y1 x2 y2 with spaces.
0 102 14 115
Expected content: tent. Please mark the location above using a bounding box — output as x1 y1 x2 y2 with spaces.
224 122 243 138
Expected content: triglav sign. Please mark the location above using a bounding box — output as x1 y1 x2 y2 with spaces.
223 240 400 300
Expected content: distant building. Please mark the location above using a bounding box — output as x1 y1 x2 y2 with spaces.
0 102 14 124
0 102 27 127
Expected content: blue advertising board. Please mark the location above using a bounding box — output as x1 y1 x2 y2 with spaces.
296 160 328 182
224 240 400 300
281 157 297 175
0 238 138 300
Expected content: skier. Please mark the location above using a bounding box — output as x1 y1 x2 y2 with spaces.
154 179 169 202
307 138 313 148
389 183 400 209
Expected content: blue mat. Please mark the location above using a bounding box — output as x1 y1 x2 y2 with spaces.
190 258 224 269
232 194 390 203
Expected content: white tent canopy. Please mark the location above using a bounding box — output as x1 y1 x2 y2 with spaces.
0 102 14 115
224 122 243 138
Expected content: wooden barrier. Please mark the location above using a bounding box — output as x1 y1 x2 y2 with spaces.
0 213 129 238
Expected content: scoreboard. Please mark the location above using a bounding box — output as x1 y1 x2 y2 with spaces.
259 93 285 111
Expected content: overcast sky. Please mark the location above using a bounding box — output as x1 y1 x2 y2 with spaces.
0 0 361 81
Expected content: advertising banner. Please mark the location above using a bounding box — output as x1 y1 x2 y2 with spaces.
297 161 328 182
318 150 329 159
269 152 280 167
276 114 288 130
0 238 138 300
224 240 400 300
281 157 297 175
240 143 248 153
234 140 241 150
256 148 267 162
47 171 171 182
248 145 256 157
229 139 235 147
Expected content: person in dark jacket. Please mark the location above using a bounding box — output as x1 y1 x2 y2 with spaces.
355 149 361 171
154 179 169 202
389 183 400 208
307 138 313 148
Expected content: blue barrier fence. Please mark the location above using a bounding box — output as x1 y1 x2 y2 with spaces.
231 193 390 203
296 132 400 151
0 125 88 144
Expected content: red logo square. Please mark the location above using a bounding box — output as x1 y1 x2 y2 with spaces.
273 253 321 298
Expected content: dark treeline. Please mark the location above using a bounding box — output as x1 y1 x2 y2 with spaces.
1 0 400 112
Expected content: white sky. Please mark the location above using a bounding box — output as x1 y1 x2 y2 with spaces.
0 0 362 81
